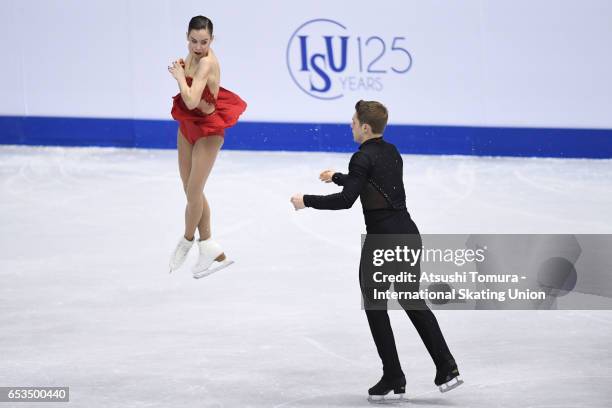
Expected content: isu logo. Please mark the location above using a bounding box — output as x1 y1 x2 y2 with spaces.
286 18 414 100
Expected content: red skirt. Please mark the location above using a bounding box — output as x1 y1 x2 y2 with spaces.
171 87 247 144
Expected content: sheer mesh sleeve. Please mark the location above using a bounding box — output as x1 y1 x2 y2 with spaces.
304 152 370 210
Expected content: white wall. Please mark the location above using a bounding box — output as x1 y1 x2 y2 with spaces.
1 0 611 128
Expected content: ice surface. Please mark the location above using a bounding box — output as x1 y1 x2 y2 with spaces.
1 145 611 407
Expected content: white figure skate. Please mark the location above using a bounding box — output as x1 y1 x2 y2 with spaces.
192 238 234 279
169 236 195 273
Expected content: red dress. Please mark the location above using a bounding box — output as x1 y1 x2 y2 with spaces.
171 76 247 144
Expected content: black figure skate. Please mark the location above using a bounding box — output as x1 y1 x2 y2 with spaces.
435 360 463 393
367 375 407 404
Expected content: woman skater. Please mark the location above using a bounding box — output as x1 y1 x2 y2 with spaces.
167 15 246 278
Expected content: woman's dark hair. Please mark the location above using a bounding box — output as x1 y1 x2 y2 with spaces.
355 100 388 134
188 15 213 35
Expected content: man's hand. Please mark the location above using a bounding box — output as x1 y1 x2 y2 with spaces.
319 169 335 183
290 194 305 210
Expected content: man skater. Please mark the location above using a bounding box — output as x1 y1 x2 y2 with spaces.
290 100 463 402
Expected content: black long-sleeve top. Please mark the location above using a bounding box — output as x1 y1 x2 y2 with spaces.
303 137 407 215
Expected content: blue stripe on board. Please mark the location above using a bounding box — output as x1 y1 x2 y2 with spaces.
1 115 611 158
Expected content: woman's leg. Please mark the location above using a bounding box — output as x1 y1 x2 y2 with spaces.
177 129 193 192
177 130 215 240
198 194 212 240
183 135 224 241
177 129 194 239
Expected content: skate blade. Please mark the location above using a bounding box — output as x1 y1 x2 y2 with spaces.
169 262 186 274
438 376 464 393
368 394 407 404
192 259 235 279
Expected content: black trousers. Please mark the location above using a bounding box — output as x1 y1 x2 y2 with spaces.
360 210 455 379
